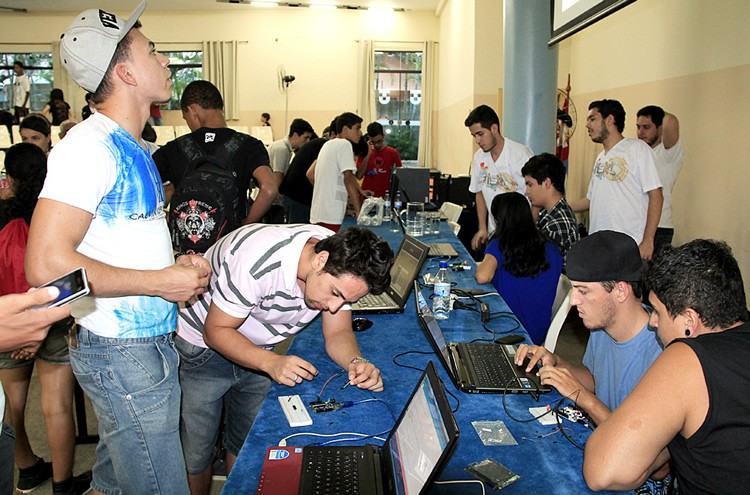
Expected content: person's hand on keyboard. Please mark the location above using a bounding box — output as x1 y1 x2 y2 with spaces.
514 344 559 373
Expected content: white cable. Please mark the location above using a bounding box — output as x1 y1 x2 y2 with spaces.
433 479 486 495
278 431 378 447
320 436 386 446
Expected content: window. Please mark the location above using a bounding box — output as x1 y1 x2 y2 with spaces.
0 53 53 112
163 51 203 110
374 50 422 161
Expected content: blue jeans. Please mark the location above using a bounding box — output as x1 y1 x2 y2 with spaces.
69 328 188 495
0 423 14 495
175 335 271 473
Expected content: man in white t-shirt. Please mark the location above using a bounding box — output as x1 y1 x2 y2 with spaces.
176 225 393 495
465 105 534 250
570 99 663 260
308 112 367 232
11 61 30 123
636 106 684 254
25 2 210 493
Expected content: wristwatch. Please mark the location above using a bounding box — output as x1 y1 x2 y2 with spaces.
350 356 370 365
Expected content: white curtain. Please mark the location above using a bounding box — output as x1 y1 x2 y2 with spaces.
52 41 87 122
202 41 239 121
356 40 376 125
418 41 438 168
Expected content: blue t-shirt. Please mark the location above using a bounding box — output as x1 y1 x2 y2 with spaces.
582 322 663 410
484 239 563 344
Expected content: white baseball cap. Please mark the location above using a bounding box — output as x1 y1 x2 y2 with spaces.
60 0 147 93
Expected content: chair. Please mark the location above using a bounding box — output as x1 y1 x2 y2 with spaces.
174 125 191 137
543 274 572 353
153 125 176 146
11 125 21 144
51 126 61 145
439 201 463 235
0 127 11 149
249 126 273 147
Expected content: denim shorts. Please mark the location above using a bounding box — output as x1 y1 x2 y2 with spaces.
175 335 272 473
69 327 188 495
0 318 73 368
0 422 15 495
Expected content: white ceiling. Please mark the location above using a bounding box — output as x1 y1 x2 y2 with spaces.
0 0 440 14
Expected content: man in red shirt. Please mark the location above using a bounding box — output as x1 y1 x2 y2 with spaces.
356 122 402 198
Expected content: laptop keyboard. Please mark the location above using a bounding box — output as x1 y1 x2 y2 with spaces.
300 447 368 495
355 293 388 308
462 344 518 388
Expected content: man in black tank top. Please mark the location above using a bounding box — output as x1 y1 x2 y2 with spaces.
583 239 750 494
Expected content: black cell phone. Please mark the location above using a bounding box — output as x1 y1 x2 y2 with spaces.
466 459 520 490
40 267 90 307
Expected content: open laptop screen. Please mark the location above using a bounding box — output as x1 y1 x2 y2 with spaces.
387 371 451 495
390 237 424 300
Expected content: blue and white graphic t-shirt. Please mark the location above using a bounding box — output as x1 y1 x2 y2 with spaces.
40 112 176 338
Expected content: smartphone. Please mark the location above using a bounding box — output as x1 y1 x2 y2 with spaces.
40 267 90 307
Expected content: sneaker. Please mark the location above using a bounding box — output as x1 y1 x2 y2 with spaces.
16 458 53 493
52 471 92 495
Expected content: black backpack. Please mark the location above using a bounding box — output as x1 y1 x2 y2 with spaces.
168 133 243 254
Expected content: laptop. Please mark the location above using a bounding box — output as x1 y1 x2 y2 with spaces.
414 283 550 395
392 209 459 258
351 235 429 314
257 362 459 495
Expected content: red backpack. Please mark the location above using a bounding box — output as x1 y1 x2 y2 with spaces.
0 218 30 295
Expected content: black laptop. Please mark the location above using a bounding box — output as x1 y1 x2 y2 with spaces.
392 208 459 258
415 284 550 395
352 235 429 314
257 362 459 495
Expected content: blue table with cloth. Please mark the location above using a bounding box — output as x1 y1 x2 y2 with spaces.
223 220 612 494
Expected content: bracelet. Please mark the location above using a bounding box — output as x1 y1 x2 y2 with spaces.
350 356 369 365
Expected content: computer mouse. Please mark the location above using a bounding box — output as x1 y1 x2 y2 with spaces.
352 317 374 332
494 334 525 345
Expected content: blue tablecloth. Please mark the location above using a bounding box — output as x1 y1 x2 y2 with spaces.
223 220 611 494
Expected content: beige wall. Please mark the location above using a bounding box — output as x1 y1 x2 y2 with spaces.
560 0 750 301
435 0 503 176
435 0 475 176
0 7 439 137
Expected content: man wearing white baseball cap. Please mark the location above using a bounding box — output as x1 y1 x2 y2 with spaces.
26 2 210 493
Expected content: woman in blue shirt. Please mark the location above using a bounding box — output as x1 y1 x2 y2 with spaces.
475 192 563 344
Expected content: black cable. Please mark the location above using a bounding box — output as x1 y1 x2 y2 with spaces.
444 386 460 413
392 350 433 372
391 351 460 413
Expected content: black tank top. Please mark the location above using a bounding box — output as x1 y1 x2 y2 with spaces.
667 321 750 494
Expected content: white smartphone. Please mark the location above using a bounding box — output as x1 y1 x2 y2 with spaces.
40 267 90 307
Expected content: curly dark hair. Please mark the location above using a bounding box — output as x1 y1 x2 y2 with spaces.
314 227 394 295
490 192 549 277
0 143 47 226
645 239 748 328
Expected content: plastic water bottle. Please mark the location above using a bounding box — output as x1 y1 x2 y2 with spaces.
383 196 392 221
391 191 403 232
433 261 451 320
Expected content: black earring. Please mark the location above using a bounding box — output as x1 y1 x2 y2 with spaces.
684 328 691 337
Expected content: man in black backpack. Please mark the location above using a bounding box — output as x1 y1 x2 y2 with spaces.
154 80 277 253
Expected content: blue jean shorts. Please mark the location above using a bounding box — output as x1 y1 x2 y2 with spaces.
175 335 272 473
69 328 188 495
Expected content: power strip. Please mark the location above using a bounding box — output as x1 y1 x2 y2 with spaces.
278 395 313 427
